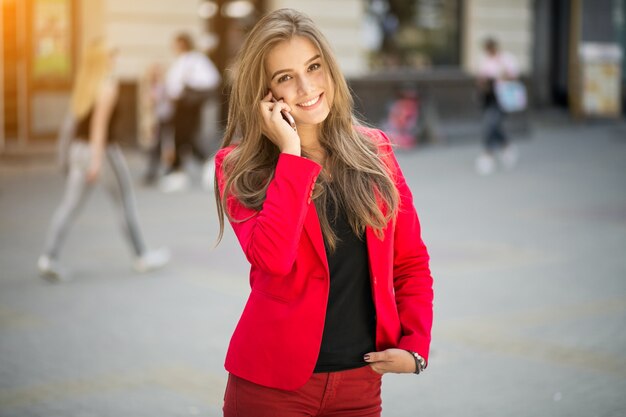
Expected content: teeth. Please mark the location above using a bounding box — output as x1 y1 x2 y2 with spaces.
298 95 320 107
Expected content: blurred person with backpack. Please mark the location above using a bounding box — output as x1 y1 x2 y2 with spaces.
160 33 221 192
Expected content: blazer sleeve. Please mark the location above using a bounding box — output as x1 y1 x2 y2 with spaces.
377 130 434 363
215 148 322 276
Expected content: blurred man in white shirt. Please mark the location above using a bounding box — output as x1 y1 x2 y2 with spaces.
161 33 220 192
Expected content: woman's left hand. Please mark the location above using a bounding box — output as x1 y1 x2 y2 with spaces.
364 348 416 375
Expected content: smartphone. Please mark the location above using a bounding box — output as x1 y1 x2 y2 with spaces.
271 97 297 131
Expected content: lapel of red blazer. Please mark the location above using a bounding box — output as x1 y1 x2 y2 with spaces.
365 227 385 286
303 203 330 273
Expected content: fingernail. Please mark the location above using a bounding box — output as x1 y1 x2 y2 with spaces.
364 355 370 361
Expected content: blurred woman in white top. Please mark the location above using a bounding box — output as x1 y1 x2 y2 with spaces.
475 37 520 175
38 39 170 281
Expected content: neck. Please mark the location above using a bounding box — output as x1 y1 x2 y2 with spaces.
298 124 324 163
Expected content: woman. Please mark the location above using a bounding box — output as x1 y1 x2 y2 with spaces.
214 9 433 416
38 39 170 281
475 37 520 175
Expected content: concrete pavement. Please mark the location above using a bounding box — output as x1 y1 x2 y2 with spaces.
1 117 625 416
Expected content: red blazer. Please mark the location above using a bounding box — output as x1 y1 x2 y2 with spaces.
215 127 433 391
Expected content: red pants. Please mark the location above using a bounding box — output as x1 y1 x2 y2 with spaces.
223 365 382 417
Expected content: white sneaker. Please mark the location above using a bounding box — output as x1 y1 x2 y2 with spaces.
37 255 68 282
201 157 216 191
475 154 496 175
159 171 189 193
499 145 519 170
133 248 171 273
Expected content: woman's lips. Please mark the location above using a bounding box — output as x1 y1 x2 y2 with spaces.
296 93 323 110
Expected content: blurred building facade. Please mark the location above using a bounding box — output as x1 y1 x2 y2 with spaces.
1 0 213 149
1 0 625 150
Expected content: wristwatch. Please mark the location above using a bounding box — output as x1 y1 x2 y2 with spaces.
407 350 427 374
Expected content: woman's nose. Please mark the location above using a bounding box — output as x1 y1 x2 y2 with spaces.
296 75 314 95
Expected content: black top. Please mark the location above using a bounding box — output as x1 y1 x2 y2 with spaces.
314 200 377 373
482 78 498 109
75 103 119 142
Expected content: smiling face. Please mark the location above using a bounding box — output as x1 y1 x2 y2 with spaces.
265 36 335 128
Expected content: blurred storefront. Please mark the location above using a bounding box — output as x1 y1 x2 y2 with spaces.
533 0 625 119
351 0 533 143
3 0 625 152
1 0 79 150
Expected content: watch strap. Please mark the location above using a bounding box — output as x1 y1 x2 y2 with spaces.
407 350 426 374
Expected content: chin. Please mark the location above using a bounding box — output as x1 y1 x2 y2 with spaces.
300 108 331 126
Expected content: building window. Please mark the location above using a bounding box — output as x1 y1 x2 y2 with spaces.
363 0 461 70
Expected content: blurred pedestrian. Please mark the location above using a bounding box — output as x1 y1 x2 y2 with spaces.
214 9 433 417
160 32 221 192
140 63 174 185
37 39 170 282
475 37 520 175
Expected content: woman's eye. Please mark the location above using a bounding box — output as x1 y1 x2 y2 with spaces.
308 63 321 71
277 74 292 83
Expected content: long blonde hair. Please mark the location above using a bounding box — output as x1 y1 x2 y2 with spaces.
71 39 112 119
216 8 399 250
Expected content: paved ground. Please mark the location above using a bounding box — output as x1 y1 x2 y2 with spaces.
1 116 626 417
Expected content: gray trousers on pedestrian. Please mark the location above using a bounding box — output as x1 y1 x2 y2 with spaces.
483 104 509 152
42 141 146 259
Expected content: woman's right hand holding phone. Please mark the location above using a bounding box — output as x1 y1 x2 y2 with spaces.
260 91 301 156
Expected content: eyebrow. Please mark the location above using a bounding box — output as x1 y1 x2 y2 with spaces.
270 54 321 81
